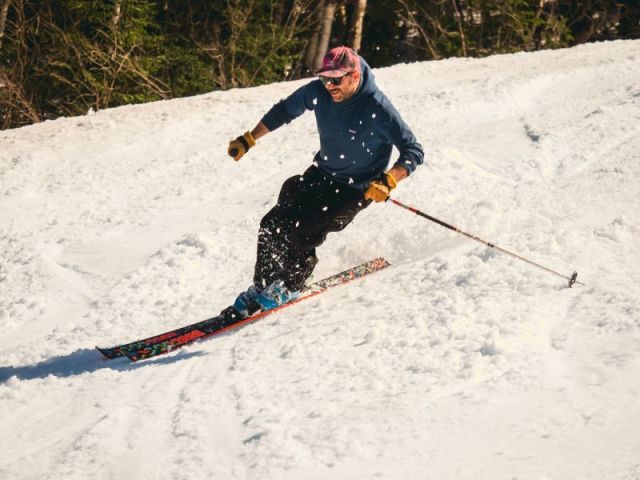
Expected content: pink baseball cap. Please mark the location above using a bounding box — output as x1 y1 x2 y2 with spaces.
314 46 361 77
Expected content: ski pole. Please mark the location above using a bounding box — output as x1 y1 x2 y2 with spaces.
389 198 583 288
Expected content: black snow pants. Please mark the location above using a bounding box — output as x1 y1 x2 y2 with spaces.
254 165 370 291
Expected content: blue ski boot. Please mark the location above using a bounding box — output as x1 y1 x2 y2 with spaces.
232 285 263 318
255 280 300 311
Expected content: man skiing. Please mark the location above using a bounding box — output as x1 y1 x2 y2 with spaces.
227 46 424 318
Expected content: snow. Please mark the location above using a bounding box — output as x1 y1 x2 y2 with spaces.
1 40 640 479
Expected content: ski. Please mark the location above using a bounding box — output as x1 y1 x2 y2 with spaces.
96 257 390 362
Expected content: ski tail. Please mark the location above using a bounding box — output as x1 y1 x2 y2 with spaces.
96 346 121 360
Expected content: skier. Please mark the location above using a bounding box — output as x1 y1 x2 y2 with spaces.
227 46 424 318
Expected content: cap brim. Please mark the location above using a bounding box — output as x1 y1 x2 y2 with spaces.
314 68 350 78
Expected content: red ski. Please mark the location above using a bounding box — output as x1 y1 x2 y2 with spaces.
97 257 390 362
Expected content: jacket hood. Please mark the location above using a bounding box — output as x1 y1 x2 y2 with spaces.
339 56 377 107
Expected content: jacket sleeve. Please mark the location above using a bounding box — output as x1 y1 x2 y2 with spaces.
260 81 320 132
377 99 424 175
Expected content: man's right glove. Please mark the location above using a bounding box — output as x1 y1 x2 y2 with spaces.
228 131 256 161
364 172 397 202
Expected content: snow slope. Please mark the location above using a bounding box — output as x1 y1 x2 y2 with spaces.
1 40 639 480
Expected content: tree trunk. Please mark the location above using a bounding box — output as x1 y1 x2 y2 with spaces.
450 0 468 56
304 0 325 72
0 0 11 49
112 0 122 27
348 0 367 51
313 0 337 71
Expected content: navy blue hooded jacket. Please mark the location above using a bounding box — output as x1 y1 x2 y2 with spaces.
261 58 424 190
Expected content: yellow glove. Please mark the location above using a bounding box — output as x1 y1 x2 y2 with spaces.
228 131 256 161
364 172 398 202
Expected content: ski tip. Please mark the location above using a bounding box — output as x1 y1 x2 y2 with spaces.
376 257 391 267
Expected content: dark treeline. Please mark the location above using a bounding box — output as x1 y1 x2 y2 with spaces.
1 0 638 130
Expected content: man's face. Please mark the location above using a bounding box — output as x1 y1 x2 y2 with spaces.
321 70 361 103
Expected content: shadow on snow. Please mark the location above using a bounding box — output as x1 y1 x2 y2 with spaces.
0 348 207 383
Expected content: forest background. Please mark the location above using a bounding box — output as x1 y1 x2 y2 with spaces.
1 0 638 130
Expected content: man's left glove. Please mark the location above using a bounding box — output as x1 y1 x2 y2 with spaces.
364 172 398 202
228 131 256 161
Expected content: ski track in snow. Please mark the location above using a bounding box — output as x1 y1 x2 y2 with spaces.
1 41 640 479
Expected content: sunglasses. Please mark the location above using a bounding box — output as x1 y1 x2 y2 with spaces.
319 73 351 86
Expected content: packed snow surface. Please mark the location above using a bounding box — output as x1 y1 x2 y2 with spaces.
1 40 639 479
